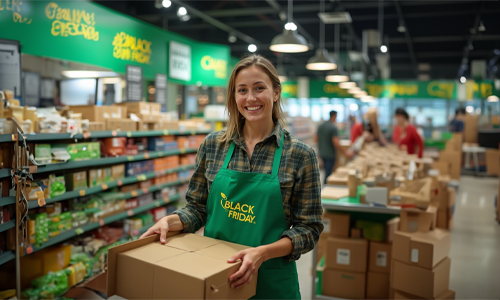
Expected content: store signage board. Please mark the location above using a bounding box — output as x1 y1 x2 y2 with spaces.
365 80 457 99
281 81 298 99
126 65 143 101
309 80 352 98
169 41 191 81
466 80 499 99
155 73 167 105
0 0 230 86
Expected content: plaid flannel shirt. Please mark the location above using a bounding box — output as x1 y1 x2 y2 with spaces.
173 123 323 261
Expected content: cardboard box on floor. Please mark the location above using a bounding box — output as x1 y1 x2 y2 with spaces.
399 205 437 233
392 229 451 270
432 161 450 177
437 209 454 230
322 269 366 299
438 151 461 180
322 212 350 238
366 271 389 299
368 242 391 274
444 134 463 152
391 258 451 299
485 149 500 175
325 238 368 272
393 289 455 300
107 233 257 299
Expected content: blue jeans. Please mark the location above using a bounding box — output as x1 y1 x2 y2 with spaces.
322 157 336 184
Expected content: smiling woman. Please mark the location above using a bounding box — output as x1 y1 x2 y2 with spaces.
141 54 323 300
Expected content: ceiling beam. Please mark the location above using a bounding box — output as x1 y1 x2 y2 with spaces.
389 34 500 44
169 0 259 44
394 0 418 77
390 50 493 59
458 1 485 77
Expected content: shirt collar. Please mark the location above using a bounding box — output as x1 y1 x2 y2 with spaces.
231 122 283 148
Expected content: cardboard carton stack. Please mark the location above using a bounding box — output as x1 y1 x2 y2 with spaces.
436 134 463 180
391 209 455 300
316 212 350 264
464 114 478 144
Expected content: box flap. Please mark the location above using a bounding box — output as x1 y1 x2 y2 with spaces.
410 228 450 245
196 241 250 262
106 232 179 297
79 272 107 294
165 233 220 252
155 252 238 280
121 242 186 263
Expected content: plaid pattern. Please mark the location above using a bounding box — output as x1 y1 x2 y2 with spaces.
173 123 324 261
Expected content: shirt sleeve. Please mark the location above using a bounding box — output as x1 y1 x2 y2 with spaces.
280 147 324 261
172 137 209 233
411 126 424 158
331 124 339 138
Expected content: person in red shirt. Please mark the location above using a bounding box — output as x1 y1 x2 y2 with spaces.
349 115 364 144
392 108 424 158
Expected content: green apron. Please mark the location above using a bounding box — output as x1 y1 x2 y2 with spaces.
204 132 301 300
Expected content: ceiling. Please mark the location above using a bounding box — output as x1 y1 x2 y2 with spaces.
95 0 500 81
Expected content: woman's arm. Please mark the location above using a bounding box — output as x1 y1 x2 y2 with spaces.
412 126 424 158
140 136 211 242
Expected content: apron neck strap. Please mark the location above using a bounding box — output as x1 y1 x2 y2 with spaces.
271 131 284 176
222 142 236 169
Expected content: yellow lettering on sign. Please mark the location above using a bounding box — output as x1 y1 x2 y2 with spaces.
282 83 297 97
1 0 32 24
201 55 227 79
112 32 152 64
427 82 454 99
481 83 493 98
45 2 99 41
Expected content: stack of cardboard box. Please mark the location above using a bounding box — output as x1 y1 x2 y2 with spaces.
436 186 456 230
464 114 478 144
391 209 455 300
437 134 463 180
317 212 350 264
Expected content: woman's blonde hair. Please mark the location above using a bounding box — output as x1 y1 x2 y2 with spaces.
221 54 285 142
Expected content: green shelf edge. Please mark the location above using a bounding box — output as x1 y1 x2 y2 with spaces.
28 164 195 209
20 129 212 141
0 134 15 143
0 169 11 180
0 196 16 206
34 148 197 174
119 179 189 200
30 194 180 254
0 251 15 266
0 219 15 233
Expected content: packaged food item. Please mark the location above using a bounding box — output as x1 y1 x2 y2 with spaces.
53 142 100 161
111 164 125 181
34 144 51 164
48 175 66 198
64 171 88 191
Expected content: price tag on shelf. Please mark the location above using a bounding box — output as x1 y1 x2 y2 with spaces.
118 180 123 186
131 191 138 197
83 132 92 139
99 220 105 226
127 132 132 137
163 130 169 135
164 197 169 203
155 202 160 207
180 149 186 154
75 228 84 235
127 210 134 216
137 174 147 181
144 153 150 159
102 184 108 190
26 246 33 254
133 230 139 236
112 131 117 137
79 190 86 196
127 156 134 161
158 152 164 157
142 188 149 194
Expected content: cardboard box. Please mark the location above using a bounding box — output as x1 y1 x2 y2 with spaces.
325 238 368 272
393 289 455 300
64 171 88 191
390 178 433 207
69 105 127 122
485 149 500 175
366 272 389 299
392 229 451 269
107 233 257 299
350 228 361 239
439 151 461 180
464 115 478 144
88 122 106 132
386 218 400 243
436 210 450 229
391 258 451 299
321 186 350 200
106 119 136 131
322 213 350 238
322 269 366 299
399 207 436 233
432 161 450 177
368 242 391 273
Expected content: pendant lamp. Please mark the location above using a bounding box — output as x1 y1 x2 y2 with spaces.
269 0 309 53
325 66 349 82
306 0 336 71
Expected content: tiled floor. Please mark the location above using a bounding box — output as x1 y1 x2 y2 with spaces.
296 175 500 299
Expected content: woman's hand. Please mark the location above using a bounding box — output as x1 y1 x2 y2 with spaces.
139 215 184 243
227 247 266 289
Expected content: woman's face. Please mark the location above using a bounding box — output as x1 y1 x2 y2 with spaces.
234 65 279 124
394 114 406 126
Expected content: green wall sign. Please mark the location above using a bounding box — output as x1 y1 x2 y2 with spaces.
466 80 499 99
365 80 457 99
0 0 230 86
281 81 298 98
309 80 352 98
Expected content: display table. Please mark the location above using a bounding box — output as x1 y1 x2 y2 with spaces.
311 188 400 300
462 144 487 175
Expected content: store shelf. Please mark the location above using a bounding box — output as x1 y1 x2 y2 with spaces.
28 164 195 209
0 251 15 266
0 169 11 179
33 148 197 174
0 196 16 206
119 178 190 200
0 219 15 233
0 134 17 142
130 222 154 237
30 194 180 254
21 129 211 141
322 199 401 215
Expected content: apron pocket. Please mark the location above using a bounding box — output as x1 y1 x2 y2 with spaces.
254 268 301 300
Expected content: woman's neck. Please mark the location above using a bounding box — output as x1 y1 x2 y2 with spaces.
242 118 275 143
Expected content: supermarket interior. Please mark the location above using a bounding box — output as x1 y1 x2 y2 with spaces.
1 0 500 299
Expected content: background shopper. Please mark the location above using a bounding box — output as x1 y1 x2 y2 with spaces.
141 55 323 299
449 107 466 133
392 107 424 158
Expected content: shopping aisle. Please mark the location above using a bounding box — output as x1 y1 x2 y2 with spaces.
297 175 500 299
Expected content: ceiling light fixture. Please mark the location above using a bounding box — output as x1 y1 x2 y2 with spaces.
248 44 257 53
339 82 356 89
460 76 466 84
397 23 406 33
269 0 309 53
487 95 499 102
162 0 171 8
478 21 485 32
325 71 349 82
466 106 474 113
177 7 187 16
361 96 374 102
348 87 361 94
284 22 297 31
380 45 388 53
306 0 336 71
154 0 163 9
354 91 368 98
228 33 237 43
180 15 191 21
